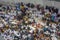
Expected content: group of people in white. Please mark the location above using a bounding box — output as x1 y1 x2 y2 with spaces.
0 2 60 40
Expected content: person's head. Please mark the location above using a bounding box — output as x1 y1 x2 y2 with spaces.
40 30 44 34
21 2 24 6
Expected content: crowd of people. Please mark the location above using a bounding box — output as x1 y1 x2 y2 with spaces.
0 2 60 40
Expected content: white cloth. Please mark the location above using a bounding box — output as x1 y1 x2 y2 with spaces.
51 36 57 40
14 31 20 37
0 23 4 27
